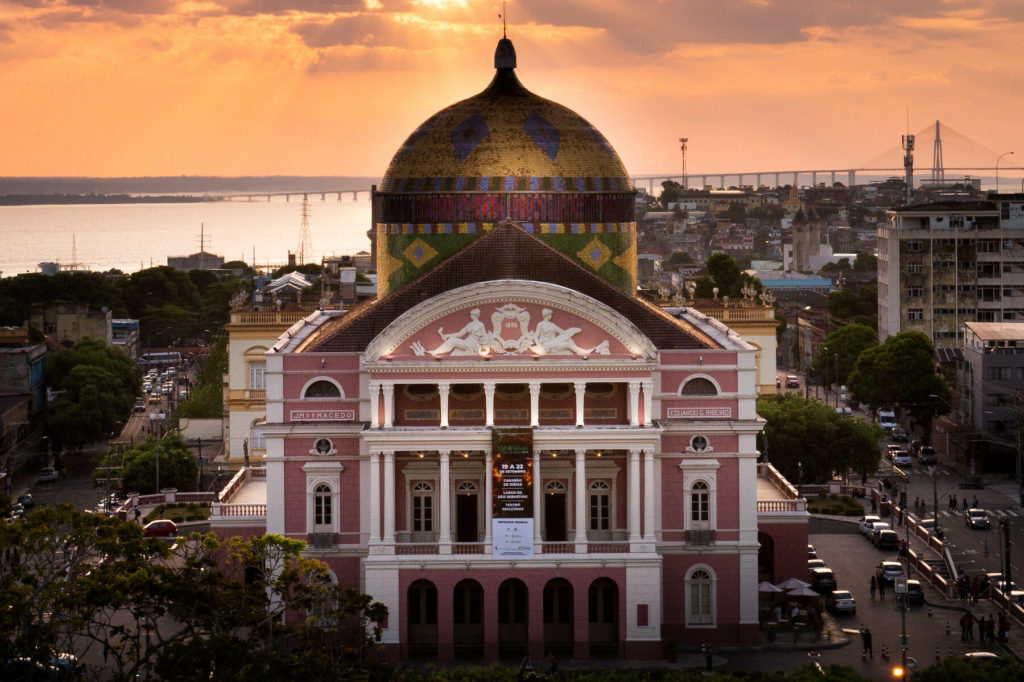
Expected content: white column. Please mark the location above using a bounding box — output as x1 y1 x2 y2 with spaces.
383 451 396 544
382 382 395 428
629 449 641 543
574 381 587 428
484 381 496 427
533 449 543 547
628 380 640 427
438 382 450 429
643 450 655 542
369 381 380 429
439 450 452 552
642 379 654 427
369 452 381 543
485 450 494 551
574 449 587 551
529 381 541 428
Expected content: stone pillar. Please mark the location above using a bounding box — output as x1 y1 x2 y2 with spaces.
439 450 451 552
629 449 641 544
369 452 381 543
529 381 541 427
628 380 640 427
438 382 450 429
574 381 587 428
484 381 496 427
382 382 395 428
533 449 543 547
369 381 380 429
574 449 587 552
484 450 494 551
643 450 655 542
642 379 654 427
383 451 396 544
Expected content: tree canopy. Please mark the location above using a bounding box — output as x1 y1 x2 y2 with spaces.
809 323 879 388
847 331 951 424
826 286 878 329
0 507 388 681
757 394 882 484
111 432 200 494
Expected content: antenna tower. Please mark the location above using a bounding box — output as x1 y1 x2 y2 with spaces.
932 120 944 184
196 222 210 270
298 195 313 265
902 133 915 205
679 137 688 189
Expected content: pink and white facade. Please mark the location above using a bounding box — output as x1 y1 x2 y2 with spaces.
228 224 809 661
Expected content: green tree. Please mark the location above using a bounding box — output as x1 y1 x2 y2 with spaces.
810 323 879 388
177 337 226 419
117 432 199 494
827 285 878 329
853 251 878 271
757 394 882 484
663 250 693 269
659 179 682 207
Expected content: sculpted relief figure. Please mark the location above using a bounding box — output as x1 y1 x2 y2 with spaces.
411 308 492 356
411 305 610 357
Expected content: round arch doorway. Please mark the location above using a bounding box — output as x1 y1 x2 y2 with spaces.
407 579 438 658
453 578 484 658
498 578 528 658
543 578 574 655
588 577 619 656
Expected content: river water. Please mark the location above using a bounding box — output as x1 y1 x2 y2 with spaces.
0 196 373 276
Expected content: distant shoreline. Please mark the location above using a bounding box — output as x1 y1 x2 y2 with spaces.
0 194 221 206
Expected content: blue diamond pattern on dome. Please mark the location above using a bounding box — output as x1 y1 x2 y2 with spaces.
451 112 490 163
523 110 560 161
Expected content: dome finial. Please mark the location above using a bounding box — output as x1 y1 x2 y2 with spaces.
494 0 515 69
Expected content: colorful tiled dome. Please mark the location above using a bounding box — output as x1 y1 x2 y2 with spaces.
373 38 636 296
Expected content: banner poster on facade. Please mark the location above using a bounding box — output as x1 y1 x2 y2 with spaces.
492 428 534 558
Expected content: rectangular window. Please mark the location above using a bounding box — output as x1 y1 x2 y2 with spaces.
249 361 266 390
589 493 610 530
907 263 924 274
691 490 710 521
907 286 924 297
413 494 433 532
689 582 713 624
905 240 923 252
908 309 924 321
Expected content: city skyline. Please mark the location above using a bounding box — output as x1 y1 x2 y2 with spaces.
2 1 1023 180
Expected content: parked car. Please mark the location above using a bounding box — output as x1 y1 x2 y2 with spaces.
917 446 938 465
809 567 837 594
807 544 817 559
826 590 856 615
876 561 904 584
905 579 924 605
870 522 892 543
858 515 881 536
807 559 827 572
143 519 178 538
38 466 59 483
875 529 900 551
785 375 800 388
892 451 913 468
965 508 990 529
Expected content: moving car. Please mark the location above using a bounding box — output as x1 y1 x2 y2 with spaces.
891 428 910 443
38 466 60 483
965 508 990 529
892 451 913 468
876 561 904 584
134 399 146 412
785 375 800 388
826 590 856 615
917 446 938 465
878 409 898 431
807 544 817 559
809 567 837 593
143 519 178 538
905 579 924 605
885 444 902 461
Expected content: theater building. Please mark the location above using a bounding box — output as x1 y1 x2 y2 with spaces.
230 37 807 662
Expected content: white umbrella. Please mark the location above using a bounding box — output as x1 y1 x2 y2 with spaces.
758 581 784 593
776 577 811 590
787 586 820 597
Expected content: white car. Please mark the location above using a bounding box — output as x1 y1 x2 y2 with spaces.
892 451 913 468
858 515 881 536
38 466 60 483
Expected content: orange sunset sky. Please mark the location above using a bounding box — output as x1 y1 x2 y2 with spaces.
2 0 1023 180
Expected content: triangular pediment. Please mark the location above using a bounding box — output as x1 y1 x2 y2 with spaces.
306 223 719 353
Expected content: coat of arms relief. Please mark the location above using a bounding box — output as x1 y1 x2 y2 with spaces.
410 304 611 357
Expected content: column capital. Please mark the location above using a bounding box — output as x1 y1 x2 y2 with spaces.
437 382 451 393
573 381 587 391
575 448 587 458
528 381 542 391
381 382 395 394
483 381 496 392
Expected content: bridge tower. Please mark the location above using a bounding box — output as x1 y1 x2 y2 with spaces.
902 133 915 205
679 137 688 189
932 120 944 184
298 194 313 265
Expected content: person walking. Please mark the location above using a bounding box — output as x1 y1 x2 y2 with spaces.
878 577 886 599
965 611 976 640
962 497 969 512
861 628 873 659
870 575 877 599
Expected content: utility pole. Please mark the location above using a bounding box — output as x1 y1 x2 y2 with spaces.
679 137 688 189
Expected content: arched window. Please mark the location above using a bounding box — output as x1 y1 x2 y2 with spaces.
305 380 341 398
680 377 717 396
314 483 333 526
691 481 710 522
686 567 715 626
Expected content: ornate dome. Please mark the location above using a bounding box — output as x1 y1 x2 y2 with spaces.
373 38 636 296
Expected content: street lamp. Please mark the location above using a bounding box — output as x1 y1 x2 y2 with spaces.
996 151 1014 194
149 412 166 493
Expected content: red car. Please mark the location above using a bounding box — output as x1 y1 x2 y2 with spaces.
143 519 178 537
